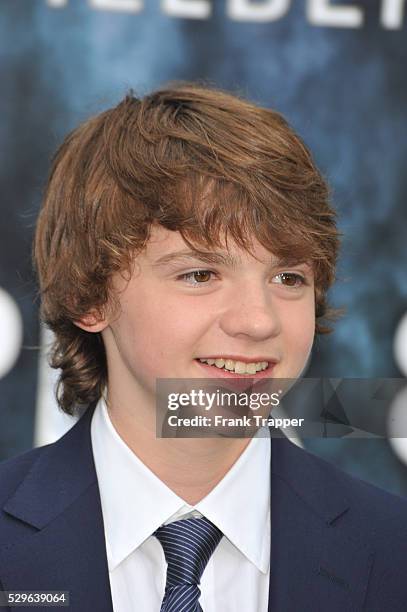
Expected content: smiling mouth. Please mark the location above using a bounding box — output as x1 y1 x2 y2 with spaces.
195 357 277 376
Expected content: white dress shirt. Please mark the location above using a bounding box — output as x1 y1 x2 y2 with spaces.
91 398 271 611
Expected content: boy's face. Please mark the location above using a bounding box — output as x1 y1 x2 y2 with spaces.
92 225 315 406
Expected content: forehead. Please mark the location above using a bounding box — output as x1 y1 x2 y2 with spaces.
144 225 275 267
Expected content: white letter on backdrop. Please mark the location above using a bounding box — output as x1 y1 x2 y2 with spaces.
228 0 290 21
89 0 143 12
380 0 405 28
162 0 211 19
47 0 68 7
0 288 22 380
307 0 363 28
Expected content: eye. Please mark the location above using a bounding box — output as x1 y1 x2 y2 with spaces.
272 272 307 288
177 269 217 287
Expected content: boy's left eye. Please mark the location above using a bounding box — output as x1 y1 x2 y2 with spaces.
178 270 216 286
272 272 307 288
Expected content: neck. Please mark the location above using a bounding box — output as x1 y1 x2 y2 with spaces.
106 394 251 505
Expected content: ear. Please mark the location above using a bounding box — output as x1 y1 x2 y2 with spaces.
73 311 109 333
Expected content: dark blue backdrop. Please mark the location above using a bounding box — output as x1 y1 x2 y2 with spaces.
1 0 406 494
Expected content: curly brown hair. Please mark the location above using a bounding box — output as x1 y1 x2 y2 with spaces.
34 82 340 416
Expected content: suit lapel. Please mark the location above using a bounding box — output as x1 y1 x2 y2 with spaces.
0 404 113 612
268 436 374 611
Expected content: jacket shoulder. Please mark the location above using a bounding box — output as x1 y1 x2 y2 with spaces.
294 441 407 544
306 443 407 506
0 445 51 507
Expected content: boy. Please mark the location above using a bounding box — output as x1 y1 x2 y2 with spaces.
0 83 406 611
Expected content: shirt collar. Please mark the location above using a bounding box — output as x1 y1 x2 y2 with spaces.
91 398 270 573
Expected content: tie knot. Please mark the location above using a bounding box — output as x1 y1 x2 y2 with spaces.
154 516 223 587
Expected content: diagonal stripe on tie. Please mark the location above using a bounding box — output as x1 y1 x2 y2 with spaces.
154 516 223 612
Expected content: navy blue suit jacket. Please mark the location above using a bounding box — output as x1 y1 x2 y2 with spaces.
1 402 407 611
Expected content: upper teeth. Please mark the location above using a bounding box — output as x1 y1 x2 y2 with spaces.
198 358 268 374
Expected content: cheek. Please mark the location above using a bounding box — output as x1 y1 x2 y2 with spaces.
110 299 164 373
117 294 206 367
282 299 316 353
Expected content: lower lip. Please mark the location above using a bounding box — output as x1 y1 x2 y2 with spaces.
194 359 276 380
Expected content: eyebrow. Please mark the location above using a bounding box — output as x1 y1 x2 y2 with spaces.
152 249 309 270
152 249 240 269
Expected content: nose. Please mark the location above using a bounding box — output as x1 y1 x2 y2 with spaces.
218 279 282 341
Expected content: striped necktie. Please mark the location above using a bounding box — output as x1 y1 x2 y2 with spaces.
154 516 223 611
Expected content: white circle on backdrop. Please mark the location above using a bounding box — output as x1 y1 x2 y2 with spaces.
0 288 23 379
388 386 407 466
394 312 407 376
